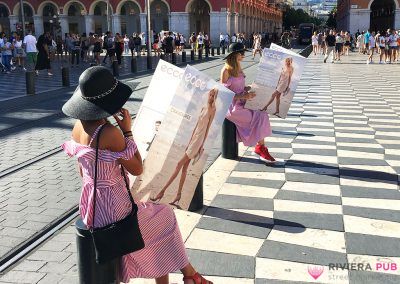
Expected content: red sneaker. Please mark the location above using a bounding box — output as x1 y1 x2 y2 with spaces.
254 144 264 157
261 146 276 162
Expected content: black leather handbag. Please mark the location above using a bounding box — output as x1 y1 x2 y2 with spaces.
90 125 145 264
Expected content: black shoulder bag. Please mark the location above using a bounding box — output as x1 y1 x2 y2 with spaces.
90 125 145 264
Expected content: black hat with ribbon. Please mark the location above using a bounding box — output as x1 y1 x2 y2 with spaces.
223 42 248 60
62 66 133 120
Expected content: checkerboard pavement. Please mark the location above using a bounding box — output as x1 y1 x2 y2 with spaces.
1 53 400 283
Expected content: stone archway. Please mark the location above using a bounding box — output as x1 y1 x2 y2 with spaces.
0 2 10 34
370 0 396 32
120 1 141 35
187 0 211 35
150 0 169 32
66 1 85 35
13 2 35 34
91 1 110 35
41 2 59 35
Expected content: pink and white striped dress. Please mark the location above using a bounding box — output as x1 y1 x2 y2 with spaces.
62 124 189 283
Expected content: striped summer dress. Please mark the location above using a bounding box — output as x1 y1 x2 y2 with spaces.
61 124 189 282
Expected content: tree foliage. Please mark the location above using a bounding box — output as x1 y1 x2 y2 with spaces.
282 5 324 30
326 7 337 29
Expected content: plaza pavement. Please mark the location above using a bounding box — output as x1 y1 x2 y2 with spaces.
1 52 400 283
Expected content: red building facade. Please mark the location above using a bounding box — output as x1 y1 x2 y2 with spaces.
0 0 282 42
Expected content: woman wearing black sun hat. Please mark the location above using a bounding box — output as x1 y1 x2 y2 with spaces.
62 66 213 284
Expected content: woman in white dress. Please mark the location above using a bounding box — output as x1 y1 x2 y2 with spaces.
261 57 294 117
252 34 262 60
312 32 318 55
151 89 218 205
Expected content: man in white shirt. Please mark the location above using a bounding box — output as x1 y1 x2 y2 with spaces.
23 30 38 68
197 32 204 49
389 29 398 62
219 33 225 48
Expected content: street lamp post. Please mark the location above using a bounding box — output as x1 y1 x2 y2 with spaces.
19 0 26 36
106 0 111 32
146 0 151 56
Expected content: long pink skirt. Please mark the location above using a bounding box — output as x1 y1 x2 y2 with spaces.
226 99 272 146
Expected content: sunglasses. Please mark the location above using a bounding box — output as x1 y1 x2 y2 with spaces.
239 50 245 55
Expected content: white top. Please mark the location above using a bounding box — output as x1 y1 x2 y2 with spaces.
368 35 375 48
220 34 224 41
197 35 204 44
378 36 386 47
231 35 237 43
23 34 37 52
15 40 23 48
312 35 318 45
389 34 398 47
123 38 129 45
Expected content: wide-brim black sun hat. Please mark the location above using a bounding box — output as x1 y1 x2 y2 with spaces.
62 66 133 120
223 42 249 60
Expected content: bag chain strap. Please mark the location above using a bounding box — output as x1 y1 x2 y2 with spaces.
91 124 137 230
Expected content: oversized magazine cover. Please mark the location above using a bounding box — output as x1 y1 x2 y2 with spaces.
132 65 234 210
245 47 307 119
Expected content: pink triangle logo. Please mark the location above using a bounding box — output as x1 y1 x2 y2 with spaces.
308 265 324 280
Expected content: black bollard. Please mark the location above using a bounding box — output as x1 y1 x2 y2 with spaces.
198 49 202 60
182 51 186 63
112 60 119 77
222 46 226 55
190 50 195 61
26 71 35 95
217 47 220 55
188 175 203 212
61 67 70 87
205 48 209 58
160 53 165 61
211 47 215 56
75 219 120 284
131 57 137 73
222 118 238 159
172 53 177 65
146 56 152 70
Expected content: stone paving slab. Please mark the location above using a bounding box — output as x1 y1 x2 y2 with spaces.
1 52 400 284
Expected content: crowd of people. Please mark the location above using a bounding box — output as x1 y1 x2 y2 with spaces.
311 28 400 64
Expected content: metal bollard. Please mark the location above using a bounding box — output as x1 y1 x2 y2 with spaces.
26 71 35 95
160 53 165 60
61 67 70 87
75 219 120 284
190 50 195 61
147 56 152 70
217 47 220 55
222 46 226 55
112 60 119 77
188 175 203 212
172 53 177 65
211 47 215 56
205 48 209 58
198 49 202 60
182 51 186 63
222 118 238 160
131 57 137 73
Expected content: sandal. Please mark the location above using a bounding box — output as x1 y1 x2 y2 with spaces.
183 272 213 284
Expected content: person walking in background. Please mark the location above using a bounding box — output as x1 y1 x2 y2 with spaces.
367 32 376 64
344 32 351 56
61 66 213 284
221 42 275 162
378 31 386 64
35 33 53 76
334 31 343 62
14 34 26 70
23 30 37 71
123 34 129 54
189 32 197 52
102 31 115 65
324 30 336 63
0 35 13 74
70 34 81 68
92 34 102 65
312 32 318 55
133 33 142 56
252 33 262 60
115 33 124 65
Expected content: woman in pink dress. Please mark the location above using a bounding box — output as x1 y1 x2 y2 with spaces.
221 42 275 162
151 89 218 205
61 66 212 284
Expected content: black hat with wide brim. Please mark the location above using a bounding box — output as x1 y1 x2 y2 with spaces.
223 42 249 60
62 66 133 121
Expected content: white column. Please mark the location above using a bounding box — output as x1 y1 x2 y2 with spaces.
9 15 18 33
84 15 94 35
59 14 69 39
170 12 189 37
210 12 228 44
234 13 239 34
395 9 400 30
140 13 147 33
111 14 121 35
349 9 370 34
33 15 43 36
227 12 231 35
